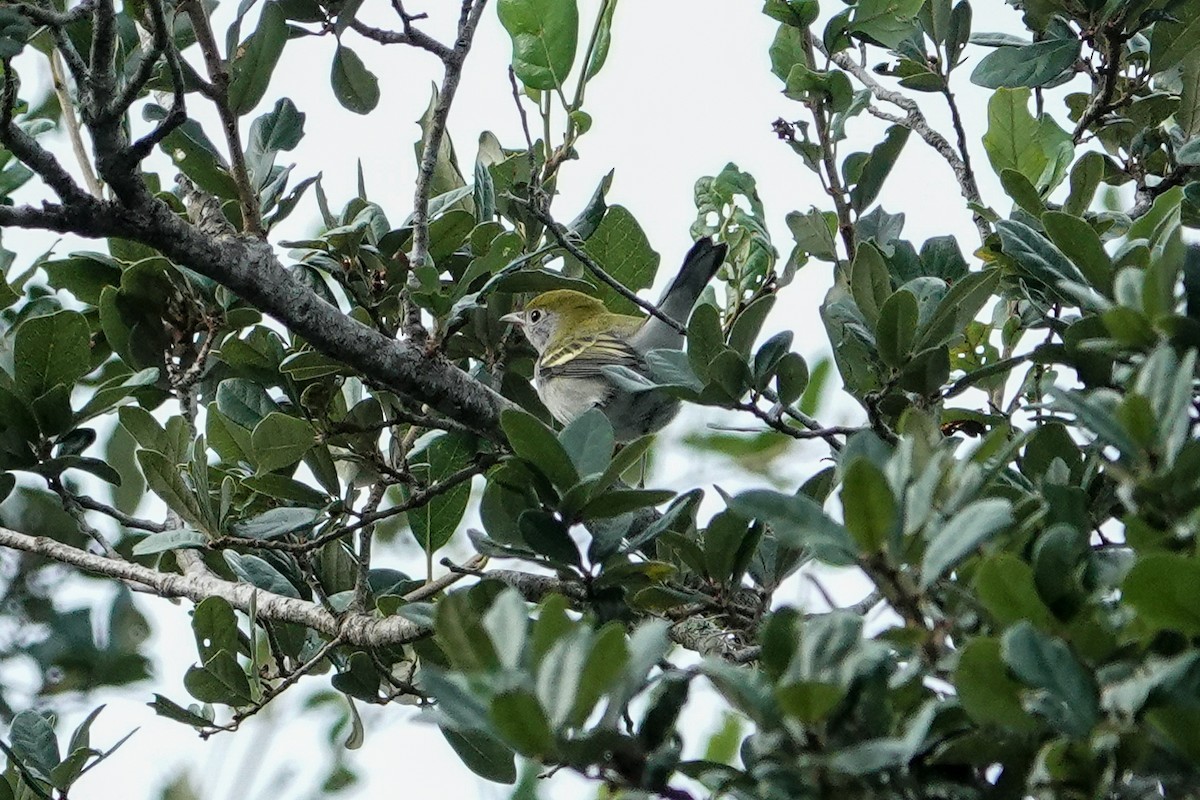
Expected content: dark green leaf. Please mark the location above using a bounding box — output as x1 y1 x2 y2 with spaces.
330 44 380 114
227 1 288 115
497 0 579 90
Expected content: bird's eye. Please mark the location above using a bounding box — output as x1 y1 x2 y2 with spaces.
529 310 543 323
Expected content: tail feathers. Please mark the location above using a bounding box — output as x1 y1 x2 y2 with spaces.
632 238 726 354
656 238 727 324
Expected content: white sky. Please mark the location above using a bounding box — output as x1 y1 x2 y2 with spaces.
2 0 1043 797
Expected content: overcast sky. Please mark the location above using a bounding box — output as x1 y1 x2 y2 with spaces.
3 1 1038 797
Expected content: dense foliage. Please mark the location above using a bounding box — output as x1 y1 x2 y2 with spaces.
0 0 1199 796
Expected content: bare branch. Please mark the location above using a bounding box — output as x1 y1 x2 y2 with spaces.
48 49 102 197
182 0 263 236
71 494 167 532
815 39 990 242
405 0 490 338
0 195 513 433
347 19 452 60
1 72 90 204
0 525 428 647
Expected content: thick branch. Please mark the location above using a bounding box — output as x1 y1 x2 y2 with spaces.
0 197 512 432
0 525 427 647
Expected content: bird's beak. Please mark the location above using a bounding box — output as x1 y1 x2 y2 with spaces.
499 312 524 326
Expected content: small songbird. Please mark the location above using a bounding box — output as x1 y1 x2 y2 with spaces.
501 238 727 441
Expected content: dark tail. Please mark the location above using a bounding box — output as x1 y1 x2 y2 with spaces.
656 238 727 325
633 238 727 353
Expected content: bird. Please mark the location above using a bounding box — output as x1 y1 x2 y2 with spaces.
501 237 727 441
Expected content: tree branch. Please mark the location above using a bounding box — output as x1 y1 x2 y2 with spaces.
182 0 263 236
0 197 513 433
0 525 428 647
48 49 102 197
520 198 687 334
815 39 990 242
347 19 452 60
405 0 489 338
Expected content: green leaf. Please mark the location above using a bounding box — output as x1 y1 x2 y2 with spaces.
12 310 91 401
246 97 306 188
137 449 211 533
983 87 1046 185
765 0 819 28
442 728 516 784
569 623 628 724
850 242 891 327
730 489 857 565
1063 150 1104 216
1041 210 1113 295
42 253 123 306
840 459 895 552
920 498 1012 587
580 488 674 519
224 551 300 597
875 289 918 368
973 554 1054 628
147 694 212 728
849 0 923 49
580 205 660 315
1150 11 1200 73
1124 553 1200 634
192 596 239 662
1001 621 1098 737
519 510 580 567
227 1 288 115
331 44 380 114
230 507 320 539
584 0 616 80
557 408 614 478
74 367 160 423
406 432 474 555
969 38 1080 88
999 168 1044 216
687 302 726 382
490 690 554 758
996 219 1088 300
9 711 60 778
251 413 314 473
497 0 579 90
501 409 579 491
184 650 253 706
132 528 207 556
955 638 1037 731
436 590 501 672
849 125 909 213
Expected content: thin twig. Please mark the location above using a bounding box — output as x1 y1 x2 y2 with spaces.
71 494 167 532
48 49 102 197
49 478 123 558
182 0 263 236
518 197 687 334
802 30 855 259
402 554 487 602
731 401 860 444
816 38 989 242
405 0 490 339
214 457 493 553
347 19 451 60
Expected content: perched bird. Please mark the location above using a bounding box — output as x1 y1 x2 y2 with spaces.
501 238 727 441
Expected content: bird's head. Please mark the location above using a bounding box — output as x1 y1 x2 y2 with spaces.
500 290 610 353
